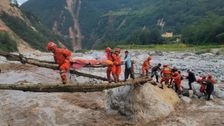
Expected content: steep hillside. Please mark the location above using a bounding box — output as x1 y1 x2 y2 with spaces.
0 0 29 52
0 0 72 52
22 0 82 50
22 0 224 49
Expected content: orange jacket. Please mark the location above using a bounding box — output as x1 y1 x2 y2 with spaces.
106 53 116 71
106 53 116 62
142 60 150 70
161 66 172 75
111 54 122 74
172 74 181 85
115 55 121 74
114 55 121 66
197 78 207 93
207 78 217 85
53 48 72 66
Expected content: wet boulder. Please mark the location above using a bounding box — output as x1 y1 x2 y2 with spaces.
106 83 179 124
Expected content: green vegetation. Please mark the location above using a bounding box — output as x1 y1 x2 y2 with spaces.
74 49 91 53
22 11 73 50
0 32 17 52
182 14 224 44
22 0 224 49
1 12 47 50
127 28 163 45
119 43 224 52
21 0 73 35
0 12 72 51
78 0 224 48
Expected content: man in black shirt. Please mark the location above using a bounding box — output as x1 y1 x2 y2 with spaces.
151 63 161 83
187 70 196 90
205 80 214 100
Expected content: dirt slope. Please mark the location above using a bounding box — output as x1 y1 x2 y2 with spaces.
0 0 35 52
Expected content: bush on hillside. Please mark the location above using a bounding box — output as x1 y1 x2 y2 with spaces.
0 32 17 52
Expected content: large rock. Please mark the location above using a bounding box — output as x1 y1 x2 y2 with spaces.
214 86 224 99
210 48 224 55
0 56 7 64
181 96 192 104
106 83 180 124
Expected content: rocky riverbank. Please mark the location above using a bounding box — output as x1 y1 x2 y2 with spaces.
0 50 224 126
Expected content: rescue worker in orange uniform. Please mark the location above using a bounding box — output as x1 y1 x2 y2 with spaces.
197 76 207 94
160 64 172 89
172 72 182 96
47 41 72 84
169 67 178 87
207 74 217 85
105 47 116 82
197 74 216 100
141 57 152 76
113 48 122 82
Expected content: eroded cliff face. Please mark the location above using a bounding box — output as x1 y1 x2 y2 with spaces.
70 0 82 50
52 0 82 50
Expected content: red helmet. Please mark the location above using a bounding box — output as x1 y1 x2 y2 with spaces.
173 72 179 76
105 47 111 53
147 57 152 61
163 64 168 67
47 41 57 51
202 76 206 79
207 74 213 79
115 48 121 53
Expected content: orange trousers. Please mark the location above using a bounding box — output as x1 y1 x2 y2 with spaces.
107 64 122 83
59 62 70 84
160 74 171 85
200 85 206 93
115 66 121 82
175 83 181 95
142 67 149 76
107 66 116 82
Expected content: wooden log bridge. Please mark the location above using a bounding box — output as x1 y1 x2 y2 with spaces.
0 51 106 68
0 78 152 92
0 51 152 93
0 51 108 81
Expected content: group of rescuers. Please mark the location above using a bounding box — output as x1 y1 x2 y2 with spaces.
47 41 216 100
